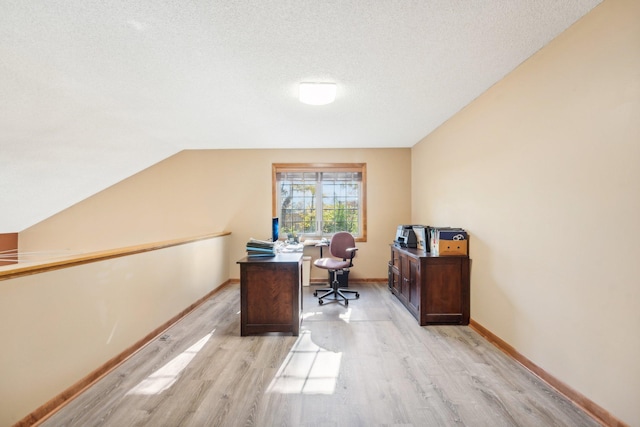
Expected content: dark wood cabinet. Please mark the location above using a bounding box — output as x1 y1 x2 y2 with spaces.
389 245 470 325
237 253 302 336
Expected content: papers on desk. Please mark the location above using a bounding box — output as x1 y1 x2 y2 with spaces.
246 238 276 257
302 238 329 246
302 239 321 245
245 239 303 256
280 243 303 253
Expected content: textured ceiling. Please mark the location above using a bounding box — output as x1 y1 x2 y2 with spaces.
0 0 602 232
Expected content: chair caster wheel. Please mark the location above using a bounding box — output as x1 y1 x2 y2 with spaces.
356 293 360 298
313 291 318 296
319 299 324 305
345 300 349 306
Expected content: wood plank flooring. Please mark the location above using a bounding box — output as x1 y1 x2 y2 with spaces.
40 282 600 427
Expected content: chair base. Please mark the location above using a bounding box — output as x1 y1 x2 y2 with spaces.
313 271 359 306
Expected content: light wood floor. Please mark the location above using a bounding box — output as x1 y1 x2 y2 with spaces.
41 282 600 427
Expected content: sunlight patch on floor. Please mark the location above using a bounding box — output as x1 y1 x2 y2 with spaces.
267 330 341 395
302 307 352 323
126 331 214 396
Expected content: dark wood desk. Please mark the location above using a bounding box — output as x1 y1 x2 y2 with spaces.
237 253 303 336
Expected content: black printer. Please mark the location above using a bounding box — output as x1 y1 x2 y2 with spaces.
394 225 418 248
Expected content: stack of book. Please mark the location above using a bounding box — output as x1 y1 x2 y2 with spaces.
246 238 276 257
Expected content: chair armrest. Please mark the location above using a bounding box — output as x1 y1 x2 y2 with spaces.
346 247 358 253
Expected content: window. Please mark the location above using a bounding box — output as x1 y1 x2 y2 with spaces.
272 163 367 241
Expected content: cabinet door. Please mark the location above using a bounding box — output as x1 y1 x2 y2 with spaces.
423 258 464 324
400 255 411 297
392 247 401 270
398 254 419 318
388 263 400 291
407 256 420 314
389 248 401 293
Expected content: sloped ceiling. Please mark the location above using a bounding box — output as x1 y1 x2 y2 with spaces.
0 0 602 232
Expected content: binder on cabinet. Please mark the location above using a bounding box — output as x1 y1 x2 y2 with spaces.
429 227 468 256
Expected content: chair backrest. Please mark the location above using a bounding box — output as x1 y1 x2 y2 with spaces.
329 232 356 260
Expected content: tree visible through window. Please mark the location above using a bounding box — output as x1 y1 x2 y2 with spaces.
272 164 367 241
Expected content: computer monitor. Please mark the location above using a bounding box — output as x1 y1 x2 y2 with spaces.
272 217 279 242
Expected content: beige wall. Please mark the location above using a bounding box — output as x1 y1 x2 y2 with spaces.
20 148 412 280
411 0 639 424
0 235 230 427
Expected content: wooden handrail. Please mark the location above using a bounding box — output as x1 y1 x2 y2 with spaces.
0 231 231 282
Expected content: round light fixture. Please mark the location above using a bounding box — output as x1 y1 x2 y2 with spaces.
299 82 337 105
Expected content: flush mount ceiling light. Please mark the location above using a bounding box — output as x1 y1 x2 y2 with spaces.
299 82 337 105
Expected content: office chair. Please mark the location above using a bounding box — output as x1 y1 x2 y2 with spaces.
313 232 360 305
